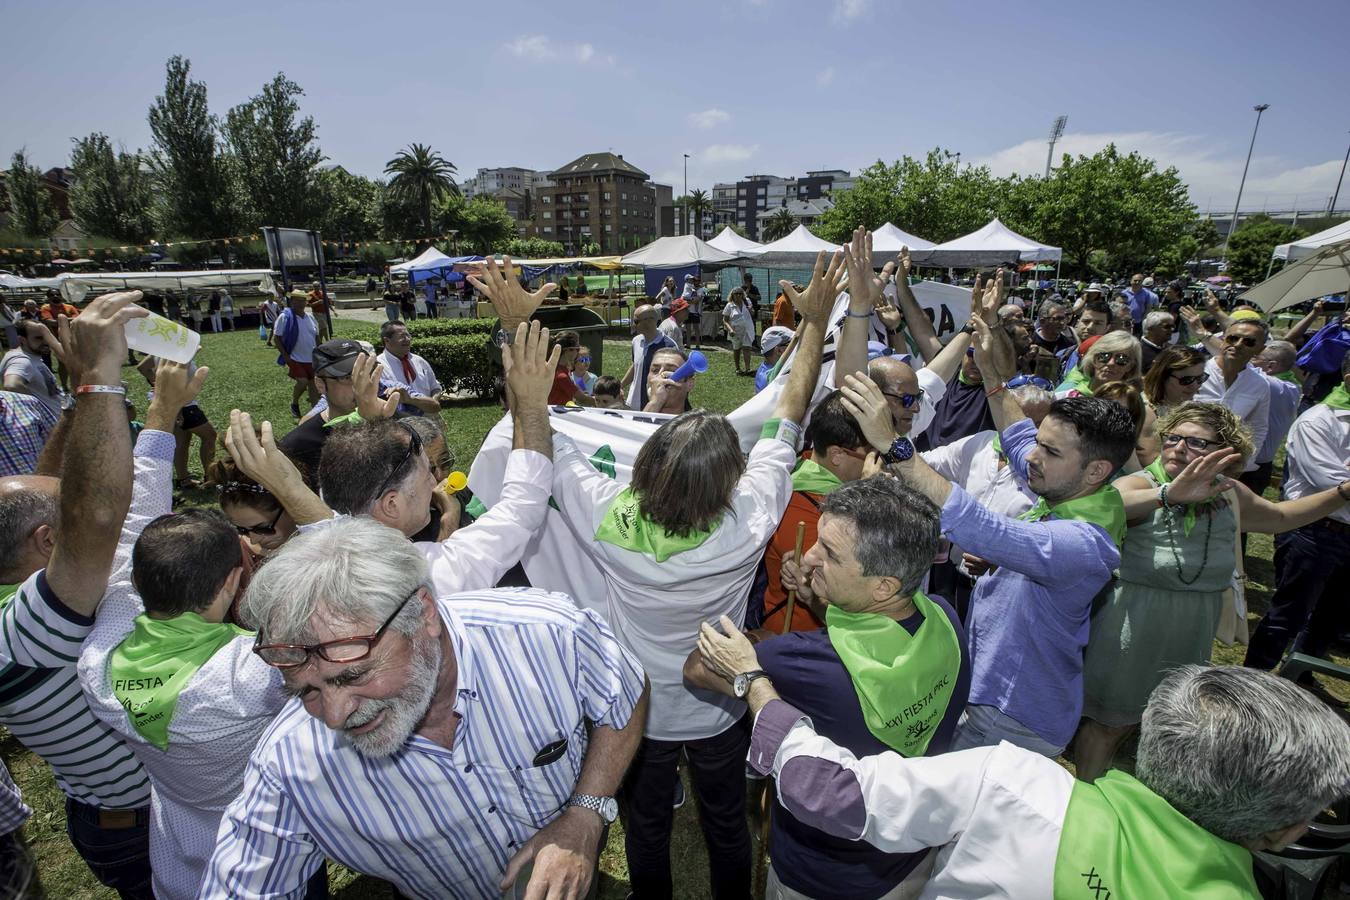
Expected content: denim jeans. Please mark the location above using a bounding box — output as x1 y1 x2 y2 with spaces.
64 798 153 900
1245 521 1350 670
950 704 1065 758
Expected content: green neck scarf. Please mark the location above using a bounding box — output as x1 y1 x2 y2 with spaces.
1322 383 1350 411
595 486 719 563
323 409 363 428
826 591 961 757
109 613 249 750
1145 457 1212 536
1057 366 1092 396
790 457 843 496
1054 771 1259 899
1272 369 1299 384
1019 483 1127 548
957 367 979 388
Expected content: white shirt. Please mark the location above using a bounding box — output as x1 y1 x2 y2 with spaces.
625 333 671 409
723 301 756 342
1282 403 1350 525
1197 359 1269 472
415 448 553 595
277 311 318 363
1257 373 1302 465
922 431 1036 574
551 431 797 741
658 316 684 350
79 430 286 900
379 349 442 400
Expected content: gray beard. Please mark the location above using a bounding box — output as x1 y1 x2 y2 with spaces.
343 635 443 759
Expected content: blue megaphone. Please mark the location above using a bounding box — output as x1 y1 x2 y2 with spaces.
671 350 708 383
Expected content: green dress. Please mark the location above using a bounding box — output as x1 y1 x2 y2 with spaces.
1082 473 1236 726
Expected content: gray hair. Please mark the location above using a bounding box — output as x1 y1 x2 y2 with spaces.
819 476 940 595
1137 665 1350 845
242 517 431 644
1259 340 1297 374
0 482 57 578
1010 384 1054 420
997 304 1023 321
1143 310 1174 331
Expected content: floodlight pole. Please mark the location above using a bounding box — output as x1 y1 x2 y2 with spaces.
1331 133 1350 216
1045 116 1067 179
1221 104 1270 262
683 153 691 237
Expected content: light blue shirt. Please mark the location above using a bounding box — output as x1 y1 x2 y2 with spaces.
940 418 1120 748
201 589 645 900
1258 373 1302 465
1122 286 1158 324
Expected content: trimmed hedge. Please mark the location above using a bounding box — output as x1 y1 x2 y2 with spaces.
352 317 499 399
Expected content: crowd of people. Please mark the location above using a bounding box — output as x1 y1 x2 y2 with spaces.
0 232 1348 900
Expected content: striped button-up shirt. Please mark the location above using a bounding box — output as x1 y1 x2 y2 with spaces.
201 589 646 900
0 763 30 835
0 390 58 476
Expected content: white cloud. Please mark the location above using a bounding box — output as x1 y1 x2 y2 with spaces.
702 144 759 164
833 0 871 24
974 130 1343 213
816 66 836 87
688 108 731 130
502 35 614 66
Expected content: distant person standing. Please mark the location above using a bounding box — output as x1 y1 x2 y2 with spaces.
260 294 280 344
220 288 236 330
1122 274 1158 335
723 287 756 374
307 281 333 341
382 282 402 322
655 276 676 317
208 290 223 333
741 271 762 329
274 290 321 417
681 274 706 349
365 274 378 304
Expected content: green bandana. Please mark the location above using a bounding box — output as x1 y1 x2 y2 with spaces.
595 487 719 562
826 592 961 757
957 367 979 387
1054 770 1259 899
1322 383 1350 411
1057 366 1092 396
109 613 249 750
323 410 364 428
790 457 843 496
991 433 1003 457
1272 369 1299 384
1019 484 1127 548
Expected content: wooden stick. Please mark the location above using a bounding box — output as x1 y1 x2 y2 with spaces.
780 521 807 635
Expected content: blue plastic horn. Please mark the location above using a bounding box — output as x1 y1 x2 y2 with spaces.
671 350 709 383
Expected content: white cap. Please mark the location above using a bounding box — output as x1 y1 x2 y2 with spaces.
761 326 794 355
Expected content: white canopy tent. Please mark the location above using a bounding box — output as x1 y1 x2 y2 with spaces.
912 218 1061 267
1241 239 1350 314
3 269 279 303
389 246 459 275
619 235 743 268
751 225 842 267
0 273 63 292
870 222 935 252
1272 219 1350 262
707 226 766 256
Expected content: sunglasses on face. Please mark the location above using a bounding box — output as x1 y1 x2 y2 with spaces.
1223 333 1261 349
577 356 591 364
1171 372 1210 387
1094 351 1133 367
1006 374 1053 391
881 389 924 409
234 505 285 537
253 593 416 669
1162 432 1224 453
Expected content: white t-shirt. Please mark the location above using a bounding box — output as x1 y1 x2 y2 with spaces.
658 316 684 350
723 301 755 343
278 312 319 363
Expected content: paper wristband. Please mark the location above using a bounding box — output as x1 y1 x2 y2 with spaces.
760 417 803 448
74 384 128 397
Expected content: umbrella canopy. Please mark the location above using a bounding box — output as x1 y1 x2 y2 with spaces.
707 226 765 256
1272 219 1350 262
870 222 935 252
620 235 742 268
912 218 1061 267
752 225 842 267
1240 240 1350 313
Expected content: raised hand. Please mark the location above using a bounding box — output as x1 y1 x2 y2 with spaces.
468 255 556 331
780 249 847 323
1164 449 1245 505
970 315 1017 385
58 290 148 387
223 410 307 496
843 226 882 311
502 320 561 411
839 373 899 452
352 352 398 420
148 360 209 418
977 267 1005 325
898 246 912 281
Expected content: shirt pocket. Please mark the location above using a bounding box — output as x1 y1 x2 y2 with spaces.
496 755 577 830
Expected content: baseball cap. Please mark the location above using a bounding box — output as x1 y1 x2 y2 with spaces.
684 274 695 281
670 298 690 314
761 326 794 355
312 339 366 378
1143 277 1155 287
1086 283 1106 294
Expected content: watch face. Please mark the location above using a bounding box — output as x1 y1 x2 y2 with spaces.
888 436 915 462
600 797 619 822
733 673 749 698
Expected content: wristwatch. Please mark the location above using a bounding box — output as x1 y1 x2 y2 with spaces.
566 793 619 824
883 435 915 464
733 669 770 698
492 328 515 348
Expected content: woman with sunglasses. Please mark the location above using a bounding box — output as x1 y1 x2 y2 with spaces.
1142 345 1209 416
1055 331 1142 397
207 456 298 557
1075 401 1350 781
571 344 598 395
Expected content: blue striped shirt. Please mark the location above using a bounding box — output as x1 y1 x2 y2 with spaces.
201 589 646 900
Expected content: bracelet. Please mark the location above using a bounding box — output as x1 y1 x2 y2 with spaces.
984 383 1006 398
1337 481 1350 502
74 384 127 397
1157 484 1168 508
845 310 872 319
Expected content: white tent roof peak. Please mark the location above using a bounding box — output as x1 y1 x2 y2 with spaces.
620 234 742 268
390 246 457 274
912 218 1061 266
759 224 839 252
707 227 765 255
871 222 935 252
1272 219 1350 262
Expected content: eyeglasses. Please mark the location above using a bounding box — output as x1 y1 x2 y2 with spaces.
375 422 423 499
1041 314 1067 324
234 505 285 537
577 355 591 364
1161 432 1224 453
1170 372 1210 387
1006 374 1053 391
1094 351 1134 367
253 592 417 669
881 389 924 409
1223 333 1261 349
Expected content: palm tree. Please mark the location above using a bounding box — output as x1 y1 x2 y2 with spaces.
384 144 459 235
677 188 713 238
762 207 797 242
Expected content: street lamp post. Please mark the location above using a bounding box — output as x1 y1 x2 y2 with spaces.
1221 103 1270 262
683 153 690 237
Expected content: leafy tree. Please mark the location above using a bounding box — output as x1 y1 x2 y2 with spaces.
315 167 382 240
1226 214 1304 284
505 236 565 257
579 239 601 257
436 194 515 254
762 208 797 241
5 150 59 237
385 143 458 235
147 56 239 237
68 133 155 242
1191 216 1221 256
677 188 712 236
222 73 325 228
722 221 749 238
378 182 422 240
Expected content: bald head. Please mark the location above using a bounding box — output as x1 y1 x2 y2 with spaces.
0 475 60 582
633 304 660 338
867 356 922 436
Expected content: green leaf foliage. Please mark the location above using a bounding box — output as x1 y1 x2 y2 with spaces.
1226 214 1305 284
5 150 60 237
68 134 155 242
221 73 325 229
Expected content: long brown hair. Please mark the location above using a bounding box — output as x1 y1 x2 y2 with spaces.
630 410 744 537
1143 345 1206 406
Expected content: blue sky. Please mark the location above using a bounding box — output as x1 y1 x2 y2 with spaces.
4 0 1347 216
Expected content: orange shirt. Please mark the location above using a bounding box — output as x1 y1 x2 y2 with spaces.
39 303 78 321
308 291 328 314
771 294 795 329
759 490 826 635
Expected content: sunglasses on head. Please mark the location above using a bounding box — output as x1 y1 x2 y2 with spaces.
881 389 924 409
1094 351 1133 367
1223 333 1261 348
1006 374 1053 391
1162 432 1223 453
1171 371 1209 387
375 422 424 498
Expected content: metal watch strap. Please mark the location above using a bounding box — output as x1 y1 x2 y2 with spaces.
567 793 616 822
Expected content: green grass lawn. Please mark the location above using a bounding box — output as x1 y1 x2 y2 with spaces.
9 320 1347 898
